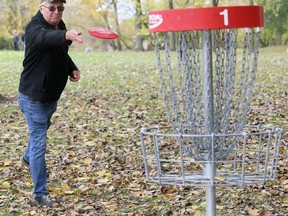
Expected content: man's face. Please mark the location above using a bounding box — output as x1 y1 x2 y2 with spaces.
40 1 65 27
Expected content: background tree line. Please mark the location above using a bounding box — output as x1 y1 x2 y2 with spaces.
0 0 287 51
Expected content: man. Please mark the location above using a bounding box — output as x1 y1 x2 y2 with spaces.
12 30 19 51
18 0 83 208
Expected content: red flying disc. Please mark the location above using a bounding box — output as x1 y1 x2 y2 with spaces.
88 28 119 39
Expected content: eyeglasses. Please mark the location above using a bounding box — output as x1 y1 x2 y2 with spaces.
41 4 65 12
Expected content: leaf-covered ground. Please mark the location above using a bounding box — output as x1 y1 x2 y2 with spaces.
0 47 287 216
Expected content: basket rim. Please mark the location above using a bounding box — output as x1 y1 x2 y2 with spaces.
149 6 264 32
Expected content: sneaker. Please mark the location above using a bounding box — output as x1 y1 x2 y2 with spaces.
21 156 30 169
35 194 53 208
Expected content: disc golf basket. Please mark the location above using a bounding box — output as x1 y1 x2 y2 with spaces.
140 6 283 216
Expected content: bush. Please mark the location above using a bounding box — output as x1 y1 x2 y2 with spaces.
0 36 12 50
282 33 288 45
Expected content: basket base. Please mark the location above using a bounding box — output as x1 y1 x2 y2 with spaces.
140 125 282 187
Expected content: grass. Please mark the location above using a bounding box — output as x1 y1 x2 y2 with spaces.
0 46 287 215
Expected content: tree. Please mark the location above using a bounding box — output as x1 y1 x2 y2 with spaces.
256 0 288 46
111 0 122 50
9 0 38 31
78 0 123 51
1 0 286 51
168 0 176 51
2 0 38 49
134 0 143 51
212 0 219 6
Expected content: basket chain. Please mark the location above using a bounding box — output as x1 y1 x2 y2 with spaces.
154 28 261 161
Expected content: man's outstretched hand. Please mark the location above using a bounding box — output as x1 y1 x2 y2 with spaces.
65 30 83 45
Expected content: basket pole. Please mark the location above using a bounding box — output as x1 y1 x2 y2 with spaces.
202 29 216 216
206 2 217 213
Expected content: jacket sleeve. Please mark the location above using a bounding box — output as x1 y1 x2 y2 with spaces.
31 28 69 49
27 16 70 50
68 56 79 75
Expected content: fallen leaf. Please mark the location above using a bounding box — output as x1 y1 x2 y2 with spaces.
96 169 107 175
2 181 10 189
61 183 71 190
64 190 75 195
248 209 259 216
83 157 93 164
4 160 12 166
97 178 110 184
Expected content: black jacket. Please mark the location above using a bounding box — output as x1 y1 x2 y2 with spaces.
19 11 78 101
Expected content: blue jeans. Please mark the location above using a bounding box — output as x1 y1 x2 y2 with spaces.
18 92 57 198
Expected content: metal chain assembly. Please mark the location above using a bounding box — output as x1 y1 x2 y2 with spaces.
154 28 261 161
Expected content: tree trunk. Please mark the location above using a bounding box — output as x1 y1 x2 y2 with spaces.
212 0 219 6
168 0 176 51
135 0 143 51
275 31 282 45
111 0 122 51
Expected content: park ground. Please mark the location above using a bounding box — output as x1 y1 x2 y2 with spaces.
0 46 287 215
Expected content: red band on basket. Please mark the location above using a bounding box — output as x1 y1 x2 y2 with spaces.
149 6 264 32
